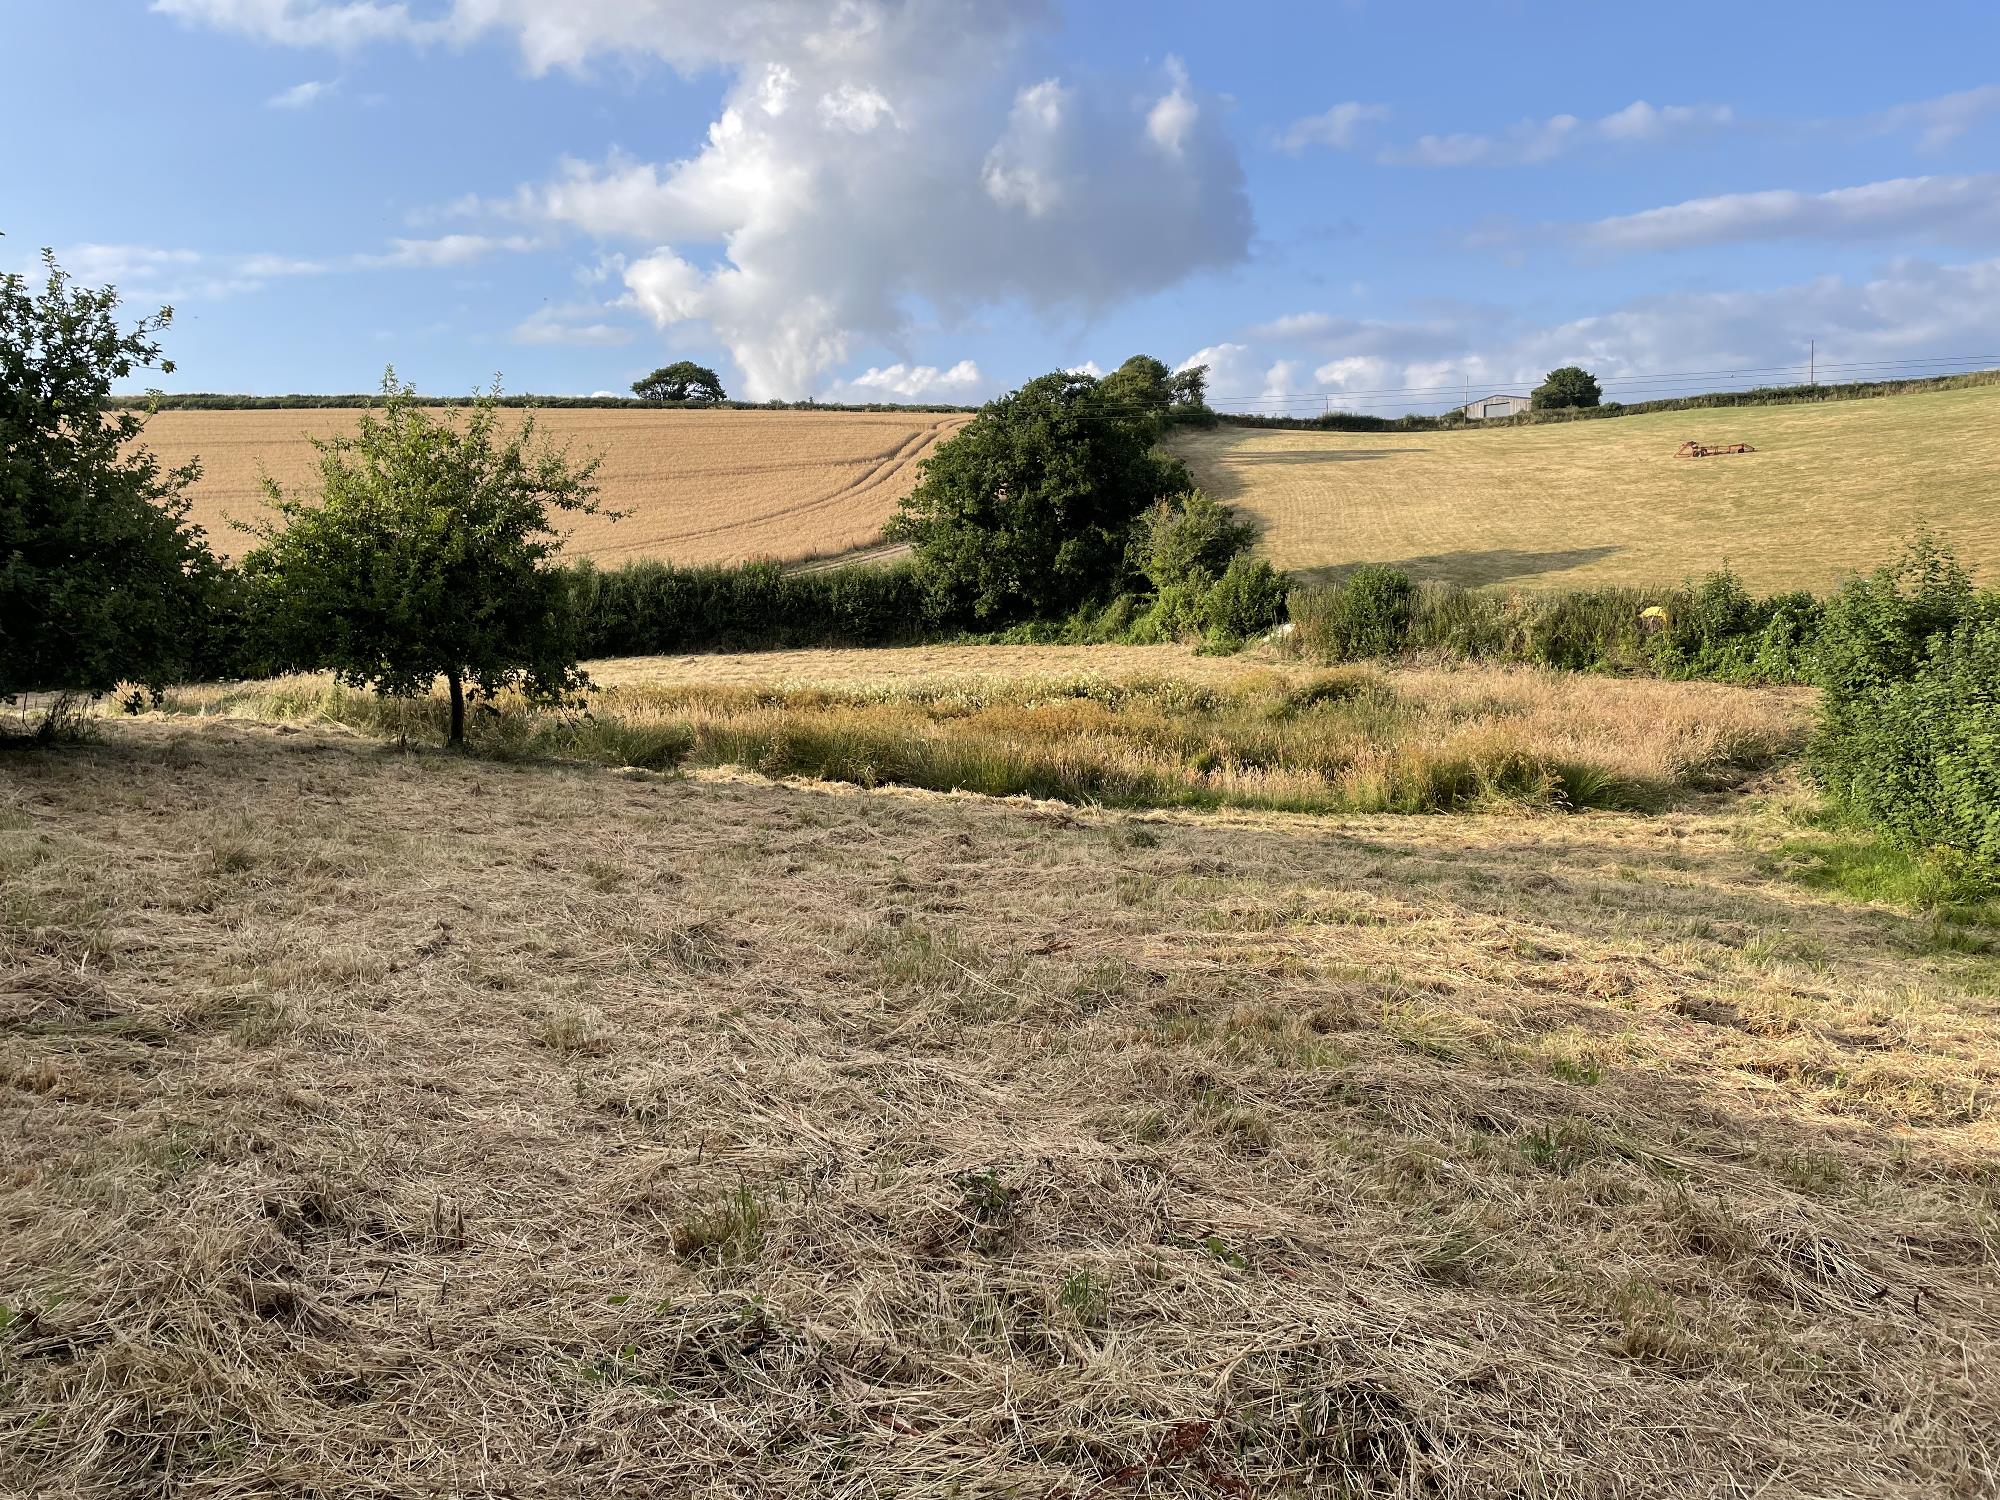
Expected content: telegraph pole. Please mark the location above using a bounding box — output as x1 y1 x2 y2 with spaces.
1809 339 1815 390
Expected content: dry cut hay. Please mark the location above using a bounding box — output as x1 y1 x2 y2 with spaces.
134 407 970 566
2 715 1998 1497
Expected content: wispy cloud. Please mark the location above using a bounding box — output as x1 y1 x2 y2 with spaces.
1866 83 2000 151
1583 174 2000 253
360 234 542 269
266 78 335 108
1274 101 1389 154
511 307 633 347
1194 255 2000 417
153 0 437 51
1383 101 1734 167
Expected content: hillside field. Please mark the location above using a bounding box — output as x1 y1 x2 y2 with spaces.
138 408 969 568
5 648 1999 1496
1174 383 2000 592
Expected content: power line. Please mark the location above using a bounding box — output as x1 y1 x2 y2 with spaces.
1202 351 2000 415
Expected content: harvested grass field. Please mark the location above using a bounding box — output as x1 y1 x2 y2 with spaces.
4 691 1998 1496
137 408 969 567
1174 383 2000 592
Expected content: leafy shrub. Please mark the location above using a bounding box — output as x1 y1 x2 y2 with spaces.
1643 571 1825 683
1803 537 1997 879
1199 556 1287 645
1808 533 1973 700
1810 606 2000 880
244 373 603 744
1290 566 1417 660
1133 490 1257 594
564 558 951 656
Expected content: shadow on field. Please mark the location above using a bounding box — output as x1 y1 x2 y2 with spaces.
1225 448 1425 465
1292 544 1624 589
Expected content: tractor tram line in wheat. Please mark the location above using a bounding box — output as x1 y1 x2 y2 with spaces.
636 415 964 554
138 407 972 570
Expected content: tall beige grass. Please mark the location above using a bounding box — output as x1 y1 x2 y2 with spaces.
165 662 1806 815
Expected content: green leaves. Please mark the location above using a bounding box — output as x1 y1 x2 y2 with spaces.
1530 365 1602 412
887 366 1194 624
631 361 726 405
243 371 606 743
0 249 218 703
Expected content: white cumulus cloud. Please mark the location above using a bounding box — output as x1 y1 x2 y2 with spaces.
1201 256 2000 417
836 358 983 400
153 0 1252 401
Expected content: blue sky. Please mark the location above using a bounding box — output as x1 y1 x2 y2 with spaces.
7 1 2000 412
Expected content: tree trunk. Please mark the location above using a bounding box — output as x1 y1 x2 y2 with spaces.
446 669 465 747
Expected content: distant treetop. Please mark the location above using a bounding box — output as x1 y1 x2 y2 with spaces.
1532 365 1603 412
632 361 727 406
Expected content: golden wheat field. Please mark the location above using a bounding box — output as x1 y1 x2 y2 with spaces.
139 408 969 567
1174 383 2000 592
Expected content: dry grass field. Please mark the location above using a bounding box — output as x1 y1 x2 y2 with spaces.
1174 383 2000 592
165 655 1810 817
138 408 969 568
4 683 1999 1496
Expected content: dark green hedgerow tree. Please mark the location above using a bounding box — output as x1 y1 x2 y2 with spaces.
245 372 606 746
885 368 1193 623
631 361 727 406
1 248 218 728
1531 365 1602 411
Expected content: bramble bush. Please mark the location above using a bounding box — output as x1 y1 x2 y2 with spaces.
1804 537 2000 880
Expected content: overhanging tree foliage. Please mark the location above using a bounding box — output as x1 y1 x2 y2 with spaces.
245 372 606 745
1101 354 1210 428
631 361 727 405
1531 365 1602 411
1 248 217 715
884 368 1193 622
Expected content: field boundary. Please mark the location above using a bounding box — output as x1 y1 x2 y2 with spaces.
1216 366 2000 433
107 393 979 414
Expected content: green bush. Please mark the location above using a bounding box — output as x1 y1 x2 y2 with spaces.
564 558 951 656
1802 538 1995 877
1810 606 2000 879
1133 490 1257 594
1808 533 1973 700
1290 566 1417 660
2 249 220 710
1199 556 1287 645
886 367 1192 623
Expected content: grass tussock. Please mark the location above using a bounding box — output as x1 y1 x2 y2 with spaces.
162 659 1805 817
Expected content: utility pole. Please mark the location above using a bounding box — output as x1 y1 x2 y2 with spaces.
1809 339 1815 390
